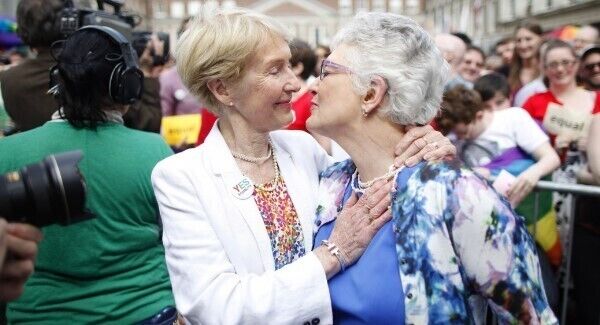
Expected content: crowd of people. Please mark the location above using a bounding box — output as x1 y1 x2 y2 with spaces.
0 0 598 324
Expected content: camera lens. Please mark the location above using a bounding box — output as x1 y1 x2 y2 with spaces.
0 150 87 227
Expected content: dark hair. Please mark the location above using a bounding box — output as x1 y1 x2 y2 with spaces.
474 73 510 102
290 39 316 81
508 22 544 92
494 37 514 51
451 32 472 46
582 46 600 62
466 45 486 61
542 39 577 64
55 29 122 129
315 44 331 57
16 0 65 48
436 85 483 135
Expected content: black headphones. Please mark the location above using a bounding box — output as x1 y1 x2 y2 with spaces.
49 25 143 105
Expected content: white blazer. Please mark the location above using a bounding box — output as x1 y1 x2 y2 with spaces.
152 124 335 325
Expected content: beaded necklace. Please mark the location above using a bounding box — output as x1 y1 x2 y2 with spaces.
231 143 272 164
350 164 404 194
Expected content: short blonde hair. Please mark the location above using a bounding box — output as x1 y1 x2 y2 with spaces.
175 9 290 115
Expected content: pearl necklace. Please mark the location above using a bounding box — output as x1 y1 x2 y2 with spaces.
231 141 273 164
254 152 281 192
351 164 404 194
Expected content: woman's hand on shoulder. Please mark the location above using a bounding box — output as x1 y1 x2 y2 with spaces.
394 125 456 167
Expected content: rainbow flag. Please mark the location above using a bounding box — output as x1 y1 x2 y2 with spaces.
484 147 562 267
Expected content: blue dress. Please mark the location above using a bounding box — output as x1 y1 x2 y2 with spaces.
313 167 419 324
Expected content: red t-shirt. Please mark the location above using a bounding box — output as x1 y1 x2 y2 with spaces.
286 91 313 132
522 90 600 148
196 109 218 145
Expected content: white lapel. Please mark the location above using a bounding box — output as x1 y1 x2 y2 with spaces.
202 123 275 271
272 138 316 252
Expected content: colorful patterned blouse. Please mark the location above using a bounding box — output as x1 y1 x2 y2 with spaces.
314 159 558 324
254 172 306 270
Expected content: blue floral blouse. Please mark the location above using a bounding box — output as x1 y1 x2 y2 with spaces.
314 159 558 325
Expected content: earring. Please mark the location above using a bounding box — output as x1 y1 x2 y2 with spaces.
362 108 369 117
229 102 234 106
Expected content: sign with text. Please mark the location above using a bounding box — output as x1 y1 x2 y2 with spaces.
161 114 202 146
542 103 591 140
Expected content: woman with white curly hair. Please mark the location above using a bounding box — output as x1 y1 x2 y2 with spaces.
309 12 558 324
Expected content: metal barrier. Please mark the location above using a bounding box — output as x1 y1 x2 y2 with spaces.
531 181 600 325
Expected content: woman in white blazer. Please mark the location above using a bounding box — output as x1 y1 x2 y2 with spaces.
152 9 453 325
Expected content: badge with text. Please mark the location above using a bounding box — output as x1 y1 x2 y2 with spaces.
232 177 255 200
542 103 591 140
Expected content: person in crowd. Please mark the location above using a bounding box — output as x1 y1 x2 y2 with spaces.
484 54 504 74
160 17 202 118
509 22 544 97
495 37 515 66
573 24 599 56
438 79 562 261
0 220 42 302
0 0 63 132
287 38 317 132
0 0 165 135
570 103 600 325
493 37 515 77
513 40 550 107
579 45 600 91
451 31 472 46
436 82 562 312
523 39 600 277
0 27 176 323
434 33 469 89
458 45 485 83
123 32 166 133
313 44 331 77
308 12 557 324
523 40 600 155
152 9 454 324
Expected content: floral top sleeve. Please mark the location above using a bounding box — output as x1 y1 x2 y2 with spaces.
315 159 558 325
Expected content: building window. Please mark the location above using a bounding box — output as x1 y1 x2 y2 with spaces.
204 0 219 18
188 1 201 16
154 0 168 19
372 0 386 12
356 0 368 12
405 0 420 15
171 1 185 18
389 0 402 14
339 0 352 16
222 0 236 10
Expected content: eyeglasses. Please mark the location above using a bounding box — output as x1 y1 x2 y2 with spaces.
584 62 600 71
319 59 353 80
545 59 577 70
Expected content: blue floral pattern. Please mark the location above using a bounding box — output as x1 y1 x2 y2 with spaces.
315 159 558 324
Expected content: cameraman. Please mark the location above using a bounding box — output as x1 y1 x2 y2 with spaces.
0 27 175 323
123 33 164 133
0 0 64 132
0 220 42 302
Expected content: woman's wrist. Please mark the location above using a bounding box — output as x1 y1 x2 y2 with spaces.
314 245 342 279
